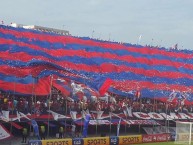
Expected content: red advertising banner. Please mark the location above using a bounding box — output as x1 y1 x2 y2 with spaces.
142 133 171 143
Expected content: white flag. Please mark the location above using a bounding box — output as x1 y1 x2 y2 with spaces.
0 124 11 140
138 35 142 44
70 111 77 120
127 106 133 117
167 90 177 102
2 111 9 121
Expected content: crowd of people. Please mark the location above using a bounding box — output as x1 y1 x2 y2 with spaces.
0 87 193 118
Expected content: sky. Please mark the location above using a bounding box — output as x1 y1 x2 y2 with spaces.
1 0 193 50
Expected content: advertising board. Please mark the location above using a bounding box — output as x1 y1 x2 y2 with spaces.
41 139 72 145
142 134 171 143
83 137 109 145
119 135 142 145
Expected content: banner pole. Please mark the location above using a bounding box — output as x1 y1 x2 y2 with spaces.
30 77 35 134
96 113 98 136
65 98 67 137
125 97 128 134
109 111 112 136
10 79 16 134
80 102 83 135
165 101 168 133
138 97 142 133
47 75 53 137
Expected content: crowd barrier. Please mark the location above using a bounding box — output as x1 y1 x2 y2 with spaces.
28 133 171 145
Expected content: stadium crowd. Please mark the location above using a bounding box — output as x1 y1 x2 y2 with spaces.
0 87 192 117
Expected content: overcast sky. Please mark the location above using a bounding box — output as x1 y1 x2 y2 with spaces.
1 0 193 50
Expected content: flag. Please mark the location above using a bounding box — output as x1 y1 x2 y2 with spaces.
135 90 141 99
138 35 142 44
127 106 133 117
70 111 77 120
99 78 113 96
123 105 133 117
175 43 178 49
178 92 187 106
0 74 51 96
87 76 112 96
0 124 11 140
167 90 177 102
31 120 40 140
171 43 178 49
52 78 71 96
71 81 84 95
0 111 9 122
1 25 193 104
82 114 90 138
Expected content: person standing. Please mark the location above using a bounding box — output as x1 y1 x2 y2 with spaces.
59 126 64 139
40 125 46 140
22 127 28 143
71 123 76 138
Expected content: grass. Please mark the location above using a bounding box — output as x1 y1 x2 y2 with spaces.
136 142 192 145
137 142 175 145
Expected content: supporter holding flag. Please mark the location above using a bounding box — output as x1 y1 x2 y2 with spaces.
167 90 177 102
135 90 141 100
133 90 140 101
52 78 71 96
71 81 84 95
176 92 187 112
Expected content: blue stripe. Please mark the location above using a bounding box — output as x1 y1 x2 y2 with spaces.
1 44 193 77
1 25 193 56
0 57 193 87
0 73 35 84
1 25 193 99
1 32 193 66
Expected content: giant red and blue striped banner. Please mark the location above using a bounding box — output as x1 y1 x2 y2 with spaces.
0 25 193 102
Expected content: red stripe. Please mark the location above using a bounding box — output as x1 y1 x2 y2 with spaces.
52 81 71 96
0 124 12 139
11 122 23 129
99 78 113 96
0 51 193 80
112 80 193 92
0 27 193 60
1 37 193 71
0 76 51 95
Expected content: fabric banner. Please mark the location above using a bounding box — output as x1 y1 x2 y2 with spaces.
0 111 9 122
82 114 90 138
0 124 11 140
0 76 51 96
31 119 40 140
2 25 193 103
143 126 176 135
